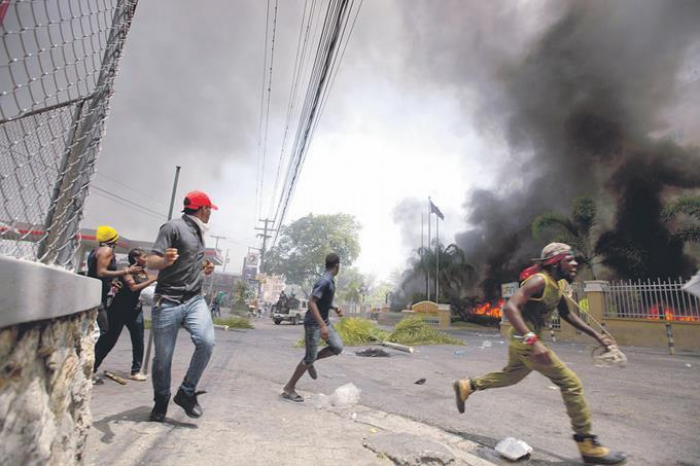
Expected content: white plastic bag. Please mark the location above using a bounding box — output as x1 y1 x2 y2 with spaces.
495 437 533 461
330 382 361 407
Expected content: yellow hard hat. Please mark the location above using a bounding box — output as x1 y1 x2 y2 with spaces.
96 225 119 244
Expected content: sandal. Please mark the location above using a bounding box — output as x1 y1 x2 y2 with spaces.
281 391 304 402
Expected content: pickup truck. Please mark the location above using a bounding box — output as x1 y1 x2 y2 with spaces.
271 296 308 325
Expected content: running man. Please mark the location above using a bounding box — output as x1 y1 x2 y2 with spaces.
282 253 344 402
452 243 626 465
94 248 156 381
146 190 217 422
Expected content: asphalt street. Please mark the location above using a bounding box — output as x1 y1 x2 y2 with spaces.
86 314 700 465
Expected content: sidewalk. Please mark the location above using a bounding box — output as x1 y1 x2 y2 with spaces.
84 328 494 466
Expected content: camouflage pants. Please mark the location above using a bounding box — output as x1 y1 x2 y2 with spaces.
472 338 592 435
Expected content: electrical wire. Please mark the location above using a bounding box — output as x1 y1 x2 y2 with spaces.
257 0 280 220
271 0 361 246
91 185 167 219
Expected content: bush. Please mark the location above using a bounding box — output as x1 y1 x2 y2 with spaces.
388 316 464 346
214 316 254 329
295 316 464 347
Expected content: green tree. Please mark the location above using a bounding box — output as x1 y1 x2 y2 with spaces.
335 267 367 310
531 196 600 279
232 280 254 309
662 195 700 243
264 213 361 289
404 242 476 304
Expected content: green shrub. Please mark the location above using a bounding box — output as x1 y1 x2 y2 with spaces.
295 316 464 347
214 316 254 329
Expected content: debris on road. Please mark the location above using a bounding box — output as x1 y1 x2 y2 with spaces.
356 348 391 358
495 437 533 461
103 371 127 385
414 378 426 385
480 340 492 349
454 350 465 355
379 340 414 354
315 383 362 409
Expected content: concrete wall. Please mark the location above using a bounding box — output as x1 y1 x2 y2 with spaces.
0 256 101 465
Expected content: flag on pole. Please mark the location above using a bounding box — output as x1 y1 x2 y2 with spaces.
429 198 445 220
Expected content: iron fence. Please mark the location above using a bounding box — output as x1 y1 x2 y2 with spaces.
0 0 138 269
603 278 700 322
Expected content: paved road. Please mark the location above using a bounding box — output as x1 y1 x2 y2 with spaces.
86 316 700 465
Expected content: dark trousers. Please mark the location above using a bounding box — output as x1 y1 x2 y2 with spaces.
94 304 145 374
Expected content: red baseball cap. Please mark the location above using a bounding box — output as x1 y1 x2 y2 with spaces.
183 190 218 210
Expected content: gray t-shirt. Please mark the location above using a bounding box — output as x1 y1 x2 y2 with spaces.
151 215 205 303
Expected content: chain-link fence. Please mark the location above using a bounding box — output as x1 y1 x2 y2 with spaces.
0 0 138 269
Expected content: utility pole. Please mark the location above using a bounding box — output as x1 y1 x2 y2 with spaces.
254 219 274 311
255 218 274 271
144 165 181 375
210 234 226 252
223 248 229 272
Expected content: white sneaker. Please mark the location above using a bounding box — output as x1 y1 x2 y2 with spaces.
130 372 147 381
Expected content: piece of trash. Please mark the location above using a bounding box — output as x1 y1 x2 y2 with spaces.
330 383 361 408
481 340 492 349
454 350 465 355
356 348 391 358
495 437 533 461
351 412 357 421
370 428 378 433
414 378 426 385
686 363 693 368
499 341 505 344
313 393 331 409
548 386 558 390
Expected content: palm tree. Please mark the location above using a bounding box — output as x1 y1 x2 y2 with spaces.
531 196 600 279
662 195 700 243
412 242 477 303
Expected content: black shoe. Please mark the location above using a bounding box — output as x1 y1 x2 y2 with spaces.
174 388 206 418
149 394 170 422
307 364 318 380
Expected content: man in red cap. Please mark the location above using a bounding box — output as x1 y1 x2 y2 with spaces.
452 243 626 465
146 190 218 422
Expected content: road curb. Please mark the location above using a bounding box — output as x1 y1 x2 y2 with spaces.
326 404 497 466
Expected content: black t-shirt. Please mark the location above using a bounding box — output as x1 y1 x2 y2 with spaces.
111 271 148 312
304 271 336 325
87 248 116 307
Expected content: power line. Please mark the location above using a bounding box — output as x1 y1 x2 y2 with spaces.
256 0 280 220
271 0 361 246
91 185 167 219
94 171 169 208
255 0 272 223
267 0 317 219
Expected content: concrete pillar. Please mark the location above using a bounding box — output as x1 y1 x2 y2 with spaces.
583 280 608 324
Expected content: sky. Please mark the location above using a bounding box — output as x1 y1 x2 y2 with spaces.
82 0 700 282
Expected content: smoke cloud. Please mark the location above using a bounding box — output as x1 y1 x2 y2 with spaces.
401 0 700 282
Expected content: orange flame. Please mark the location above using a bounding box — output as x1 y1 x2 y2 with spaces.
473 299 505 319
647 305 699 322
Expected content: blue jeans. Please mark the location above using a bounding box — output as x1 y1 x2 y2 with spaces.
151 296 215 397
303 323 343 365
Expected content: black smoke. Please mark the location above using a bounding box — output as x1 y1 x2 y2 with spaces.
404 0 700 282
